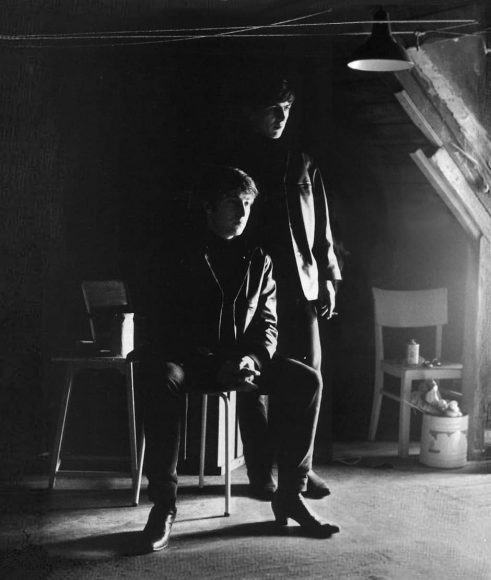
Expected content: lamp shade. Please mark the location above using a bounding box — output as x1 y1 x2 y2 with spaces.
347 9 414 72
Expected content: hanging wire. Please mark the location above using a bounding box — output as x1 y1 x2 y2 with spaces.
148 6 338 45
3 31 487 50
5 18 477 40
0 9 482 49
0 7 332 48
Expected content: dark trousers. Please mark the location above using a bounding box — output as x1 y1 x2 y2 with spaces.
141 354 321 505
277 299 321 371
238 299 322 479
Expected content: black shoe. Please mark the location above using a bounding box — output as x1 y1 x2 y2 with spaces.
248 472 277 500
302 470 331 499
142 504 177 552
271 492 339 538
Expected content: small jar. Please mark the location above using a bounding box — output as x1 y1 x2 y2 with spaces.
406 339 419 365
111 312 135 357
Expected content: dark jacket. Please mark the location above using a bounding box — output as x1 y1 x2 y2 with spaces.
142 230 277 369
281 149 342 299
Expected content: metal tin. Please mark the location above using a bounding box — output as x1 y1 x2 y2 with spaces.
111 312 134 357
406 339 419 365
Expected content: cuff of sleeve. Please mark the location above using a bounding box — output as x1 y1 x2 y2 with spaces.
245 353 263 371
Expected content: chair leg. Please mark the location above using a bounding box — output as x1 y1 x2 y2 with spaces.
199 394 208 488
218 393 231 517
182 393 189 461
49 365 75 489
125 361 139 506
368 368 384 441
134 426 146 507
398 375 413 458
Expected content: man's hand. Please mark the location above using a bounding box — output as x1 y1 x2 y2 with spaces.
216 356 260 392
318 280 337 319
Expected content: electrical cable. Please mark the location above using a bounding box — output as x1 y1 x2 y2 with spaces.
0 11 483 48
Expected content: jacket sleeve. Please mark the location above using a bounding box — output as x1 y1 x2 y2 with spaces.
310 157 342 283
241 253 278 369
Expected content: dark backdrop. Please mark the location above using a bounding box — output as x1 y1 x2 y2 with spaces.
0 36 468 471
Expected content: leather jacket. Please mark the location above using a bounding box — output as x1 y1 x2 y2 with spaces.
282 149 342 300
142 231 278 369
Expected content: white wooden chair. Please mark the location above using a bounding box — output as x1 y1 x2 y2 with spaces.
368 287 463 457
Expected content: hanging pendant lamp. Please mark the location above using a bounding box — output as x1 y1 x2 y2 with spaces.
347 8 414 72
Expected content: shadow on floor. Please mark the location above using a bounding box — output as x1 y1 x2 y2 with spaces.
43 519 337 560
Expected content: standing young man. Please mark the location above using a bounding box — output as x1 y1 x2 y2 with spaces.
212 75 342 499
139 165 339 552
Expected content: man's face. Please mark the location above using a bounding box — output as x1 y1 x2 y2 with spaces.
207 191 255 240
248 101 293 139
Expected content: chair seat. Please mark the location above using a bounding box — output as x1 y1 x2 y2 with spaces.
381 360 463 380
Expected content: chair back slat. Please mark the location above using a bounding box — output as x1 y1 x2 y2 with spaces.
82 280 130 314
374 322 385 361
81 280 131 345
372 288 448 328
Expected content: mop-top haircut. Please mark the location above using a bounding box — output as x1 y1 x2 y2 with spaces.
196 165 259 208
240 74 296 110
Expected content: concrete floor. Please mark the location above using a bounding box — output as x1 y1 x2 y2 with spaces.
1 442 490 580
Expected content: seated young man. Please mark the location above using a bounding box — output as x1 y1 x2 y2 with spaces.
139 165 339 552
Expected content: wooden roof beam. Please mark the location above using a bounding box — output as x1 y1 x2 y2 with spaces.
395 40 491 206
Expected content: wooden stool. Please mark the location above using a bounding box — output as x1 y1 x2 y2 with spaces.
48 355 140 505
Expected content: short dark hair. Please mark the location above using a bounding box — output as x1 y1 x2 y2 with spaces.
240 75 296 110
196 165 259 207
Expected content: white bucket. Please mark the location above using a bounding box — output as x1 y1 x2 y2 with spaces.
420 414 468 468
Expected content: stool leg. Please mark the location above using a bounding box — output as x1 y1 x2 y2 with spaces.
369 366 384 441
126 361 139 506
182 393 189 461
199 394 208 488
49 365 74 489
134 426 146 506
219 393 231 517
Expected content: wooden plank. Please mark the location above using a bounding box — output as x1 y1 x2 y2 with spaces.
396 68 456 143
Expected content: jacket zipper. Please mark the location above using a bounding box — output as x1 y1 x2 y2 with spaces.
204 248 255 343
